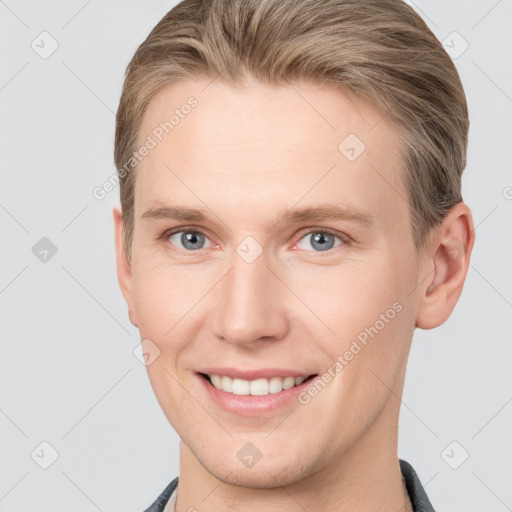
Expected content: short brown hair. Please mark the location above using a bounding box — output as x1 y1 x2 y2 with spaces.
115 0 469 263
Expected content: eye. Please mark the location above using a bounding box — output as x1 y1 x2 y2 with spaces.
166 229 212 251
296 230 344 252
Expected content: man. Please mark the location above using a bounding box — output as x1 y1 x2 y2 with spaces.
113 0 474 510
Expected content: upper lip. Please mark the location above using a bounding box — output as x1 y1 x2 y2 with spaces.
197 367 316 380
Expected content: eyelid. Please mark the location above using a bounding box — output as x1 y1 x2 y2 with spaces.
160 226 215 252
160 226 350 253
292 227 349 254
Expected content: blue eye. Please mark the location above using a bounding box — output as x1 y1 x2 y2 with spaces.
297 230 343 252
168 230 211 251
162 228 345 254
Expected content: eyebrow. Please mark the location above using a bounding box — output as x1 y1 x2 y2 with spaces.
141 203 374 226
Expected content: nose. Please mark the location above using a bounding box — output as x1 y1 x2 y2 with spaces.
211 251 290 348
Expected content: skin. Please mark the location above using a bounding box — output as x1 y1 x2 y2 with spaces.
113 75 474 512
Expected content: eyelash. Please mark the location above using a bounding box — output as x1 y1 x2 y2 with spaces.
158 226 350 256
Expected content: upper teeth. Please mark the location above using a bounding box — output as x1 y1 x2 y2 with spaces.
208 375 307 396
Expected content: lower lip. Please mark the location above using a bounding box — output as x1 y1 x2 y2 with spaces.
196 373 318 415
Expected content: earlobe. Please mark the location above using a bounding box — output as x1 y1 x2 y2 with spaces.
113 206 138 328
415 203 475 330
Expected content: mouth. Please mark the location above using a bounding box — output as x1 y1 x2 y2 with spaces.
198 372 318 396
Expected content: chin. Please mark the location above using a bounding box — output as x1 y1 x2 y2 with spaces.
198 449 314 489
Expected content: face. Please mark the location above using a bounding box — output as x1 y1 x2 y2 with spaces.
115 76 427 488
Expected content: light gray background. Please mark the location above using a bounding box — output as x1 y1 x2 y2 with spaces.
1 1 511 511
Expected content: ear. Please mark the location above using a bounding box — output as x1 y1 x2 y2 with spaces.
113 206 138 328
415 202 475 330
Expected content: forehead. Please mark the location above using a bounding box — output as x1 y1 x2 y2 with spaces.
134 77 408 231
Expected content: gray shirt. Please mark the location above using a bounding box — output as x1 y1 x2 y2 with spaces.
143 458 435 512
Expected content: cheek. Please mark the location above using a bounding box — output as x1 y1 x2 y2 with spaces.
328 256 416 386
131 259 219 354
133 259 196 316
298 253 415 386
289 259 403 338
133 273 172 333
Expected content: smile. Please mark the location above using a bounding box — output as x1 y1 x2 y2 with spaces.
201 373 317 396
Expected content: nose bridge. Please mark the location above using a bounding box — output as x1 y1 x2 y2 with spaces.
212 247 288 346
